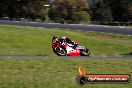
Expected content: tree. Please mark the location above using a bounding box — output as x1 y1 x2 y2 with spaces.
104 0 132 22
0 0 47 20
72 11 90 21
0 0 4 17
49 0 90 22
21 0 46 19
0 0 17 19
90 0 113 22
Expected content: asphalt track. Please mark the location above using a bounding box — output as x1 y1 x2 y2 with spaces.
0 20 132 35
0 55 131 59
0 20 132 59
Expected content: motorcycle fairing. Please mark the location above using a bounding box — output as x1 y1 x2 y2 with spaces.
66 45 80 56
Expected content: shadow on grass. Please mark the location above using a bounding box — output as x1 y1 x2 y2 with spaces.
123 52 132 56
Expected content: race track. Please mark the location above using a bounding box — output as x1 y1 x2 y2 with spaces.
0 55 131 59
0 20 132 35
0 20 132 59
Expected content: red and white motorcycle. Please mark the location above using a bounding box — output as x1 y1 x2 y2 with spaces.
52 40 90 56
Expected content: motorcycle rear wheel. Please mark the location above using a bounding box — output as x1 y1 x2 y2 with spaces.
53 47 67 56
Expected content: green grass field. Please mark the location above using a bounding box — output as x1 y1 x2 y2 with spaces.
0 58 132 88
0 24 132 88
0 24 132 56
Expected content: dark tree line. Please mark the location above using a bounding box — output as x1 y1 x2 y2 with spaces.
90 0 132 22
107 0 132 22
49 0 90 22
0 0 46 20
90 0 113 22
0 0 132 22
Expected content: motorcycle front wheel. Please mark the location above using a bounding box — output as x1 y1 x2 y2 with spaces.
80 48 90 56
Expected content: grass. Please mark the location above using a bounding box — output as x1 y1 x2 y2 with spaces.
0 24 132 56
0 58 131 88
0 24 132 88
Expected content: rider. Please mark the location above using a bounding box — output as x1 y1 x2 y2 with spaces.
59 36 78 49
52 36 78 47
52 36 58 42
52 36 61 44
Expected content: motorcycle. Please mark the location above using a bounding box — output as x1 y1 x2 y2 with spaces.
52 39 90 56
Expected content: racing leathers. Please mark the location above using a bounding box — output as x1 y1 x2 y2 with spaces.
59 36 78 49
